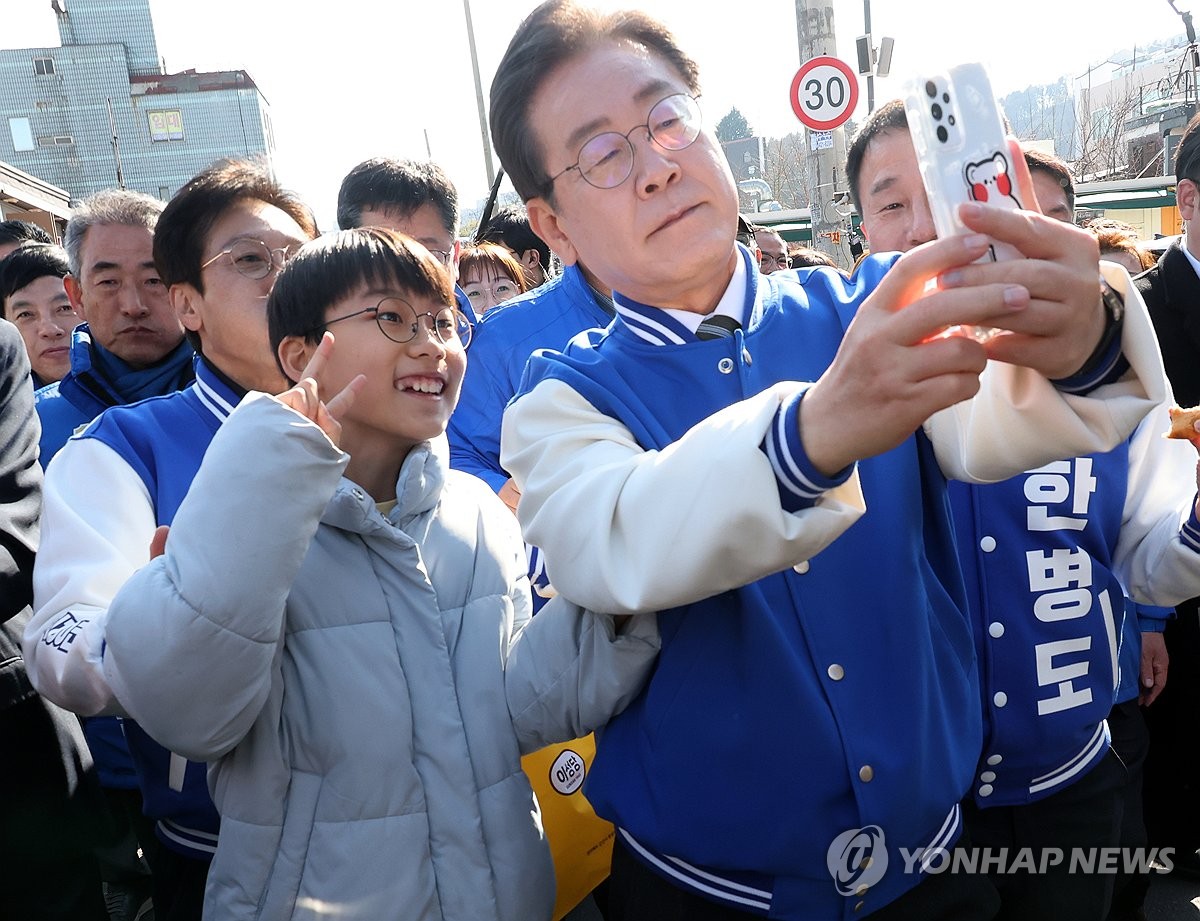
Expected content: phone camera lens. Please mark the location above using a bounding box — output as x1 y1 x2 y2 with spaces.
925 81 937 98
943 93 950 103
931 103 943 120
937 126 949 143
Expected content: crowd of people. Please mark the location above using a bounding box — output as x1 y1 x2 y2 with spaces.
4 2 1200 921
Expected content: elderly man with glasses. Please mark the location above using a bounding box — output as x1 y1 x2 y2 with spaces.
487 3 1180 920
25 158 318 921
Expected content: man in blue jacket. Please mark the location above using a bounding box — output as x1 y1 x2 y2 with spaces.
845 101 1183 920
35 190 193 465
31 188 191 920
487 3 1195 919
26 159 318 921
336 157 480 326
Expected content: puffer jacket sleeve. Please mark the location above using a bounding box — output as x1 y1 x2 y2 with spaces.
504 597 659 754
102 393 348 761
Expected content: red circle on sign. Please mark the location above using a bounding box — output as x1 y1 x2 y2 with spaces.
790 56 860 131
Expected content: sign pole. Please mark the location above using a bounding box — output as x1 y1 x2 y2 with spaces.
794 0 850 267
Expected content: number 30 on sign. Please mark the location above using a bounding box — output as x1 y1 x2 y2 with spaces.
790 56 859 131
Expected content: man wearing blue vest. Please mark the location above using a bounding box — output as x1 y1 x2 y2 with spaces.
486 3 1197 919
845 104 1185 920
25 159 318 921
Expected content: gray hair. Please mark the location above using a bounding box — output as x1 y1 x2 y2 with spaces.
64 189 164 277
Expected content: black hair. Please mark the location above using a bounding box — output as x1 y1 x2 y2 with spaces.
0 243 71 316
1175 110 1200 183
154 158 317 293
490 0 701 204
845 99 909 217
336 158 459 235
0 220 53 249
154 158 316 350
1022 148 1075 213
477 204 551 273
267 227 454 379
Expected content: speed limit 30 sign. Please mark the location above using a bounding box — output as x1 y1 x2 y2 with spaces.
790 56 859 131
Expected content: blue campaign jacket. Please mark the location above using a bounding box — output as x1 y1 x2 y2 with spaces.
34 324 194 791
1116 603 1169 705
35 323 195 468
76 357 242 860
515 252 978 920
951 450 1140 807
448 264 613 491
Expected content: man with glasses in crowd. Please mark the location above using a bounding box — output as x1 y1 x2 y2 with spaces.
487 2 1178 919
25 189 190 921
25 159 317 921
754 226 790 273
336 157 479 326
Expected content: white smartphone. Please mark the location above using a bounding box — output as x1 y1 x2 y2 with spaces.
903 62 1025 261
903 62 1025 338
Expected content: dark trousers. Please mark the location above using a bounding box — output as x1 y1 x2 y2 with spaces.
1143 604 1200 866
95 785 155 883
144 838 210 921
0 694 112 921
607 831 1001 921
964 749 1127 921
1107 699 1152 920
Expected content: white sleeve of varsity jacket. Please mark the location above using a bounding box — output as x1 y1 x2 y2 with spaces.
102 394 346 761
926 262 1168 484
501 381 865 615
25 438 157 717
1115 402 1200 607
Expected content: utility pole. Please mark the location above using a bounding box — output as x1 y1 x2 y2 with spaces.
863 0 874 114
463 0 496 189
106 97 125 190
795 0 848 267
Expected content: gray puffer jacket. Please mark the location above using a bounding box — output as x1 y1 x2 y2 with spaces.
101 394 659 921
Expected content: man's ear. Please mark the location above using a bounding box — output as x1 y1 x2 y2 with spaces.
171 283 203 335
1179 178 1199 224
527 197 579 267
277 335 315 384
520 249 541 272
859 222 872 244
64 275 86 319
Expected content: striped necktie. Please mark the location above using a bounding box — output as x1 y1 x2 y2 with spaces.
695 314 741 341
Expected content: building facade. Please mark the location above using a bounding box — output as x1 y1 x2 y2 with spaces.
0 0 273 204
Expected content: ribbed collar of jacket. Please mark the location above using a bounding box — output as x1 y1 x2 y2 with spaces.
190 355 248 424
611 242 755 346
